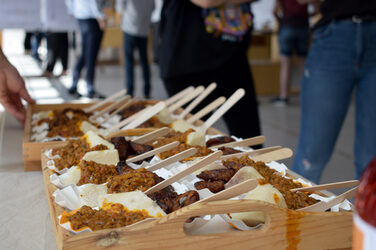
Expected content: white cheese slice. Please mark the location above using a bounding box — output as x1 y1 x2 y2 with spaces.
82 150 119 166
62 166 81 186
230 184 287 227
186 131 206 147
79 184 108 208
80 121 108 137
83 130 114 150
101 191 166 218
155 108 174 125
225 167 264 188
170 119 196 133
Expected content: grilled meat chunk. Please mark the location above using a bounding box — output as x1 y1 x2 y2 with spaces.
206 136 235 147
197 168 235 182
194 180 225 193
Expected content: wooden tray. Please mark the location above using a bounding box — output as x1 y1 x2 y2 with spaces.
41 154 353 250
23 102 223 171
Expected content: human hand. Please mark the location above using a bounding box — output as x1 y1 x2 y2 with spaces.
97 18 107 31
0 52 35 125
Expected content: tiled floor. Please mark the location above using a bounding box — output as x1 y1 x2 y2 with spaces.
3 30 356 193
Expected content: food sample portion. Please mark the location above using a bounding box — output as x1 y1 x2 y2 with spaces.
195 155 318 210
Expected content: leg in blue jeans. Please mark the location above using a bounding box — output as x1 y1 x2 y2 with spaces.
124 33 135 96
136 36 151 98
72 20 89 91
85 20 103 94
354 22 376 178
292 21 357 183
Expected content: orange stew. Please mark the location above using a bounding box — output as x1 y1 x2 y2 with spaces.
52 138 108 170
77 161 118 186
65 204 149 231
107 168 157 193
222 156 318 210
37 109 92 138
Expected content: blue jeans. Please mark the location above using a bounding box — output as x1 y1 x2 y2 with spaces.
278 26 310 57
123 33 151 97
292 20 376 183
72 19 103 94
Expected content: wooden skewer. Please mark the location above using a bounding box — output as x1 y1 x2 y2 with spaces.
220 146 283 160
144 151 223 195
297 187 357 212
89 95 131 121
186 97 226 124
131 127 170 144
164 86 194 106
107 106 147 133
101 97 137 124
84 89 127 113
198 179 258 203
122 102 166 130
168 86 205 113
198 89 245 133
251 148 293 162
209 135 266 149
126 141 180 164
291 180 359 192
178 83 217 119
146 148 198 172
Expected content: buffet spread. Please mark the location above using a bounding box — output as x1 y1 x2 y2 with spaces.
25 86 355 249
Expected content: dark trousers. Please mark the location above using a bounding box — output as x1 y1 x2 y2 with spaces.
72 19 103 93
123 33 151 97
45 32 69 72
163 53 261 140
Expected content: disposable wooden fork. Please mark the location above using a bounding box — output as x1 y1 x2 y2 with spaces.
186 97 226 124
126 141 180 164
291 180 359 192
164 86 194 106
220 146 283 160
209 135 266 149
84 89 127 113
195 88 245 133
168 86 205 113
89 95 131 122
146 148 198 172
297 187 357 212
178 83 217 119
107 102 166 133
101 97 138 124
144 151 223 195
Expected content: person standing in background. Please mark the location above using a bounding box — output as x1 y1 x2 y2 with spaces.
0 49 35 124
42 32 69 77
292 0 376 183
159 0 261 139
151 0 163 64
65 0 106 98
271 0 317 106
116 0 154 99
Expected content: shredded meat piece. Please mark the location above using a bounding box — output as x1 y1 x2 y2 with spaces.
197 169 235 182
138 116 167 128
206 136 235 147
111 137 154 163
222 156 318 209
77 160 118 186
106 168 158 193
171 191 200 212
65 204 149 231
194 180 225 193
38 108 92 138
218 147 242 155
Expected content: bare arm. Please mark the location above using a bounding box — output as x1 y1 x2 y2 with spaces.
0 48 35 124
297 0 318 4
191 0 258 9
273 0 282 19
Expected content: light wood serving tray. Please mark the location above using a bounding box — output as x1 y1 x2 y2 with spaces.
42 154 353 250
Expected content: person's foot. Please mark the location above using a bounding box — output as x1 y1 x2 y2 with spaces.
59 70 68 77
270 97 289 107
41 70 53 78
87 91 106 99
68 87 82 98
